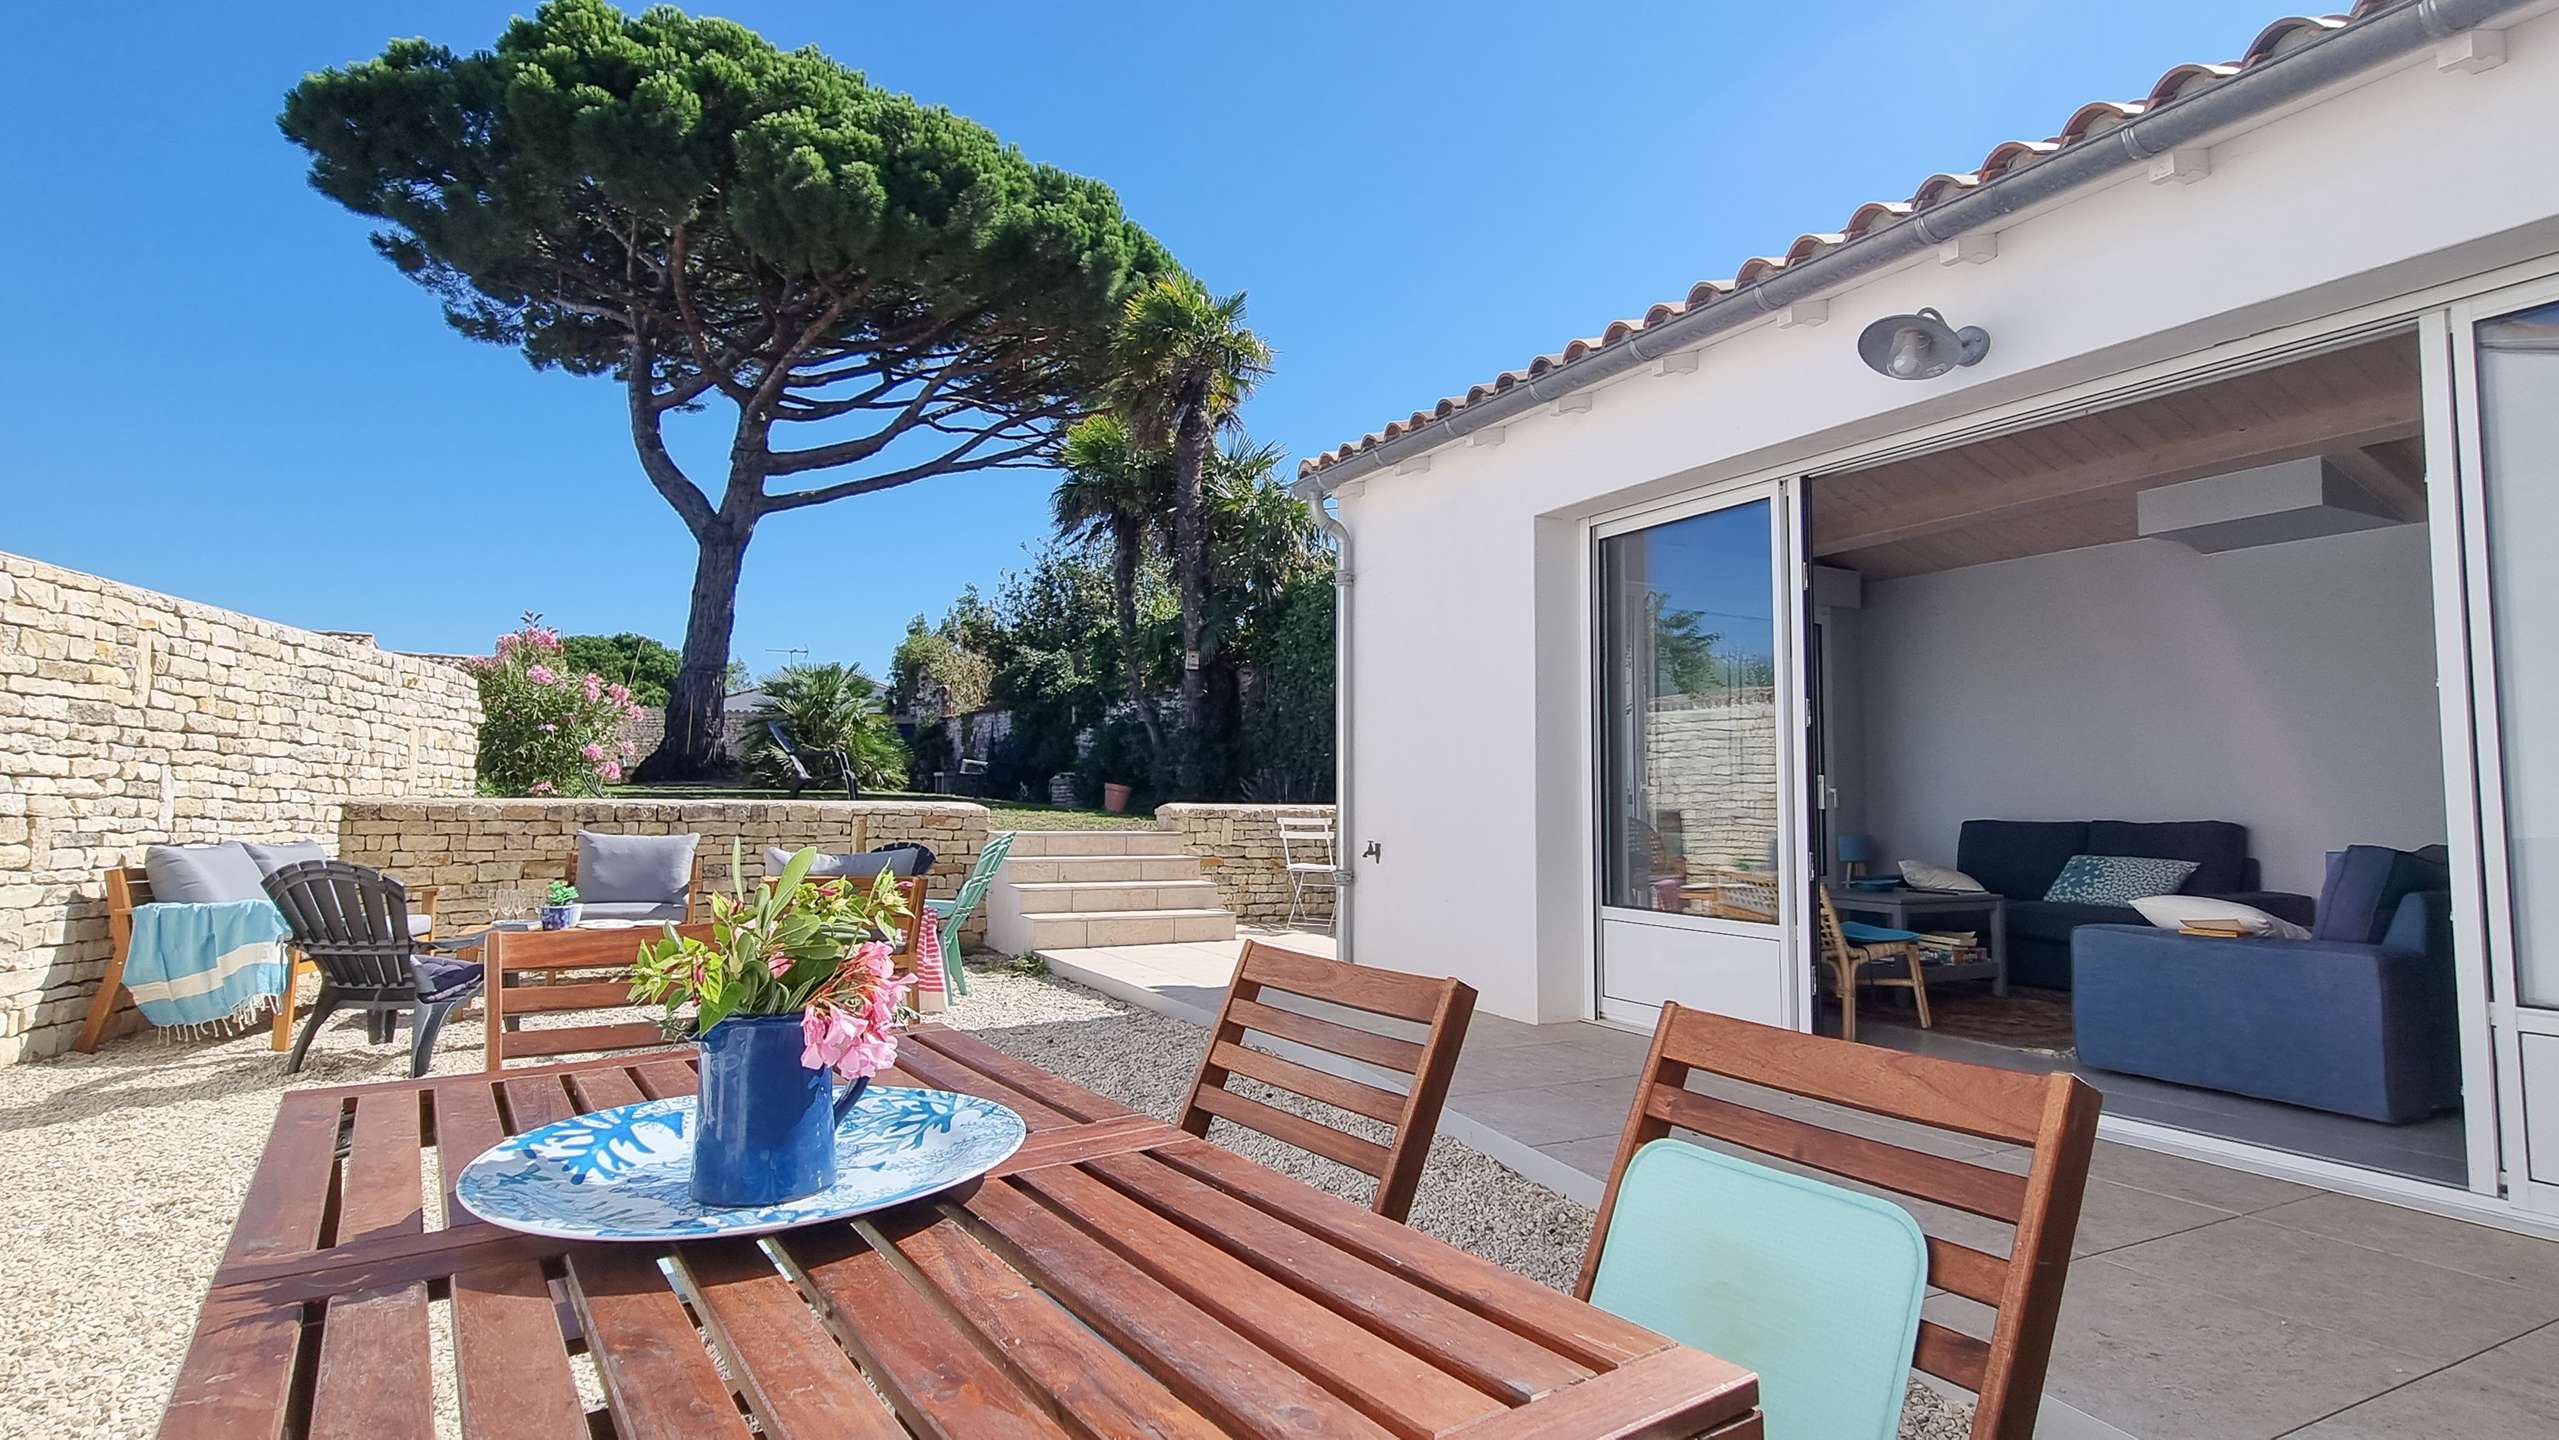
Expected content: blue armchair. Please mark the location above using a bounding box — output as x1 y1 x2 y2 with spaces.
2071 845 2459 1124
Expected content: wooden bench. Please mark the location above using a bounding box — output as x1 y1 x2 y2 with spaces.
79 864 439 1055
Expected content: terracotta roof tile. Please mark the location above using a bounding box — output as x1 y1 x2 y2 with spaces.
1301 7 2369 478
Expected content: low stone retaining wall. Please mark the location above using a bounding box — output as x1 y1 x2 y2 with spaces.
337 798 993 943
0 551 480 1063
1153 803 1337 925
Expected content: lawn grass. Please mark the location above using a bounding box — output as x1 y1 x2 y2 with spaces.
604 782 1160 830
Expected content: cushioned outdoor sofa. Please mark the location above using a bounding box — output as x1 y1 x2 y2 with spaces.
1954 818 2311 991
2072 845 2459 1123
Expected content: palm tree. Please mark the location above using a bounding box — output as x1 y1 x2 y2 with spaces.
1109 276 1272 793
747 663 908 793
1054 414 1173 762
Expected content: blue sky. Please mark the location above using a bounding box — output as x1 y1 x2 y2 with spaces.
2 0 2267 677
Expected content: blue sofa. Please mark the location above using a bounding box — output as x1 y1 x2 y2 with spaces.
2072 845 2459 1123
1954 819 2312 991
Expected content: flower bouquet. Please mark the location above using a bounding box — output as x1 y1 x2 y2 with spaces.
628 845 915 1206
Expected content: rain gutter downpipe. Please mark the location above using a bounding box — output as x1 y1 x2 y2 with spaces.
1285 0 2525 967
1289 475 1356 962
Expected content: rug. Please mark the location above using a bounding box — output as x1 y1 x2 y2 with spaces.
1916 984 2077 1052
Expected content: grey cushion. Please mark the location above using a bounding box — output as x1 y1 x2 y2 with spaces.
143 842 269 904
576 831 698 904
240 839 330 877
578 901 688 922
764 847 906 880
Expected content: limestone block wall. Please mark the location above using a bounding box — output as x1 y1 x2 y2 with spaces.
0 550 481 1062
1154 803 1338 924
1643 694 1780 876
336 798 992 944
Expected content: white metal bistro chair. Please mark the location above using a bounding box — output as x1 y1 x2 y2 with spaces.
1278 815 1340 931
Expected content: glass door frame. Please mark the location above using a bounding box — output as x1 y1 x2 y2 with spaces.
1585 477 1814 1034
2441 273 2559 1214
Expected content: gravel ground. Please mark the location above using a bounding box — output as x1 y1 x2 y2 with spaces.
0 961 1970 1439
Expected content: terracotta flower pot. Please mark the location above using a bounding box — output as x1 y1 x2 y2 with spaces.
1101 781 1134 813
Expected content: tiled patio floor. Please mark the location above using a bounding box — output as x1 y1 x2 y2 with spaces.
1036 931 2559 1440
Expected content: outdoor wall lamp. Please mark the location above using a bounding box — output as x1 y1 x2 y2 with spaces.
1856 308 1990 380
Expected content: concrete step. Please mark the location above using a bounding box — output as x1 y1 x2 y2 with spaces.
997 853 1202 884
1002 829 1170 858
1000 879 1222 913
1003 908 1238 951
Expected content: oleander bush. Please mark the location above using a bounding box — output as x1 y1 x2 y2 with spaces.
472 614 645 796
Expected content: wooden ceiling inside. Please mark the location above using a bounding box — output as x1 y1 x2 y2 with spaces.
1810 334 2425 579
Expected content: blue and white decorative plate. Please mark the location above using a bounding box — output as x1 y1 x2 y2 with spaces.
453 1086 1026 1241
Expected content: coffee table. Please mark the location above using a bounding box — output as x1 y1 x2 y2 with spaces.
1831 886 2009 995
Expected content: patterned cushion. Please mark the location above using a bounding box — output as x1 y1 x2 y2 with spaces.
2044 854 2199 906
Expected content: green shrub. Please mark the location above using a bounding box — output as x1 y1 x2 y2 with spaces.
747 664 909 793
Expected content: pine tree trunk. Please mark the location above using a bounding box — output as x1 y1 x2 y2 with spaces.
1168 372 1214 796
638 521 752 780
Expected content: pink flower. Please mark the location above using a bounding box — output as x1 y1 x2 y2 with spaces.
538 723 557 734
531 626 562 651
526 664 556 685
582 673 603 701
800 1001 900 1079
528 779 555 795
599 761 623 782
580 742 606 763
618 739 636 759
496 634 519 655
606 683 629 704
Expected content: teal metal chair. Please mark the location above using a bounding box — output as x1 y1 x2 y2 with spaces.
926 829 1017 998
1578 1002 2101 1440
1586 1139 1927 1440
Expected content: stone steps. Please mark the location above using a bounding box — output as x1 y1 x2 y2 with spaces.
984 827 1236 954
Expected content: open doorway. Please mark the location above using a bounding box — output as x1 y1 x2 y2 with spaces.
1805 331 2468 1185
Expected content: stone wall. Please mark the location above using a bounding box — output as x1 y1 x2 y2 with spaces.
0 550 481 1062
1154 803 1338 924
336 798 993 944
1643 693 1780 876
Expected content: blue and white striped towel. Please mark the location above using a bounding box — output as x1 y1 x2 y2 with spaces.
123 900 293 1032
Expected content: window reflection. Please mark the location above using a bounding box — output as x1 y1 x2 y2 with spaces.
1599 502 1781 920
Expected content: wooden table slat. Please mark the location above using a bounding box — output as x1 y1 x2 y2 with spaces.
1087 1150 1595 1403
778 1223 1075 1440
674 1239 908 1440
309 1286 436 1440
432 1081 508 1237
1011 1162 1499 1439
340 1090 428 1244
888 1038 1082 1131
906 1027 1143 1122
222 1092 342 1264
500 1073 577 1132
563 1247 755 1440
153 1294 306 1440
630 1058 701 1100
873 1206 1227 1440
1438 1347 1758 1440
451 1259 590 1440
566 1063 649 1113
963 1177 1394 1440
1152 1138 1668 1371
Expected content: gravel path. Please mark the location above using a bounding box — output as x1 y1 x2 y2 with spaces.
0 962 1970 1438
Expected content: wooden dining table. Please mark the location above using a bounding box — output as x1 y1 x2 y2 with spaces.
157 1028 1761 1439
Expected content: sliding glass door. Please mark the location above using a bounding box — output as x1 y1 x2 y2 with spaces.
1593 483 1808 1028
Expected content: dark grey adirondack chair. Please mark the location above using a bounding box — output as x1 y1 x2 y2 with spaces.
263 859 485 1077
765 720 859 800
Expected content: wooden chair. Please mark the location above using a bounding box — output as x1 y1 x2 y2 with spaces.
1576 1003 2101 1440
1817 881 1932 1042
1180 941 1476 1223
79 863 439 1055
481 920 710 1070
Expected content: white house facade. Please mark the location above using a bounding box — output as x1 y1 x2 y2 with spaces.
1296 0 2559 1233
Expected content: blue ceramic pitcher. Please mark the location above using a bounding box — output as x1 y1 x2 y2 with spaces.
690 1012 869 1207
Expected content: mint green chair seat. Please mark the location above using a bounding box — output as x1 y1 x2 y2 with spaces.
1587 1137 1930 1440
925 829 1017 998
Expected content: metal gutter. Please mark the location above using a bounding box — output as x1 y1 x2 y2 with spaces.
1297 0 2529 493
